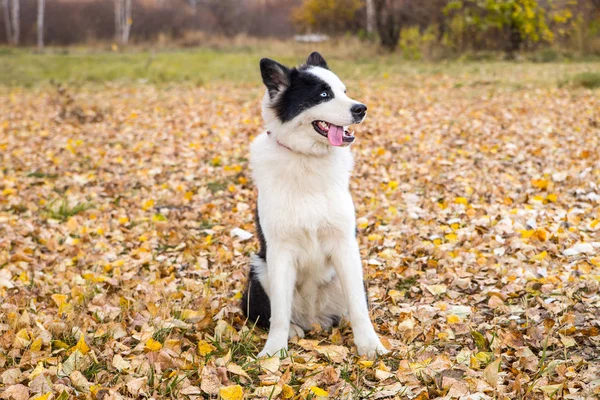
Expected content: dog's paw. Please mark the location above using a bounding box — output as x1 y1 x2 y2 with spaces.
356 341 389 358
288 323 305 340
354 331 389 359
257 345 288 358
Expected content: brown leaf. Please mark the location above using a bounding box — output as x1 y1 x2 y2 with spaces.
483 358 502 388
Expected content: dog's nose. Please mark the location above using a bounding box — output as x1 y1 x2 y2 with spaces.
351 104 367 119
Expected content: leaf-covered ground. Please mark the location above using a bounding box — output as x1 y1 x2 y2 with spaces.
1 69 600 400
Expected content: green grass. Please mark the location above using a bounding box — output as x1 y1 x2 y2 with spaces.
0 46 599 88
44 198 94 221
571 72 600 89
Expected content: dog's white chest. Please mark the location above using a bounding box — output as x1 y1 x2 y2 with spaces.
251 134 356 245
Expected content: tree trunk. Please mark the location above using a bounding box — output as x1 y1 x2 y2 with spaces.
374 0 401 51
122 0 132 44
2 0 11 44
10 0 18 45
37 0 44 49
114 0 122 43
505 19 522 59
366 0 375 35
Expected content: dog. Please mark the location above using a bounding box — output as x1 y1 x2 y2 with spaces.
241 52 388 358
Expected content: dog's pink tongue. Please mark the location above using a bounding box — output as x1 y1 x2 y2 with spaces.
327 124 344 146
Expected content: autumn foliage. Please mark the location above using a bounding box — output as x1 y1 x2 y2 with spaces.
1 60 600 398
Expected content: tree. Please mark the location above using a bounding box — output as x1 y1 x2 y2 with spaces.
10 0 18 45
366 0 375 34
2 0 19 45
2 0 11 44
37 0 45 49
208 0 248 37
444 0 553 57
114 0 132 45
373 0 402 50
293 0 363 34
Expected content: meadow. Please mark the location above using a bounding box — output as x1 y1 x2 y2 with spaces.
0 43 599 399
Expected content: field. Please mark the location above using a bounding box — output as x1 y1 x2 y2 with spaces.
1 45 600 400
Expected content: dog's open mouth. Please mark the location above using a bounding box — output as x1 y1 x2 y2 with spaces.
312 120 355 146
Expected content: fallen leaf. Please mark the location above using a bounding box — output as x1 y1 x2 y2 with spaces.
483 358 502 388
219 385 244 400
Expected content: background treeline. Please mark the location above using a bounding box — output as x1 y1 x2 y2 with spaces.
1 0 599 58
0 0 301 46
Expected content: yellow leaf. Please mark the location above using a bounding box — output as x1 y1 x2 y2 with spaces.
118 216 129 225
30 337 43 351
281 384 294 398
546 193 558 202
367 233 382 241
534 228 547 242
152 214 167 222
16 328 30 341
358 360 374 368
520 229 534 239
52 294 68 307
445 233 457 242
532 179 549 190
532 251 547 261
184 191 194 201
53 340 70 349
455 197 468 205
357 217 369 229
310 386 328 397
142 199 154 211
447 314 461 324
219 385 243 400
75 334 90 355
145 338 162 351
152 213 167 222
30 362 45 379
197 340 215 356
181 309 202 320
33 392 52 400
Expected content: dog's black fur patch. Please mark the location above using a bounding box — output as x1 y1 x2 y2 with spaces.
255 207 267 260
260 53 335 123
241 263 271 329
241 208 271 328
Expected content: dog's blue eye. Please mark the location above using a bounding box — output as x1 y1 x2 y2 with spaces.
320 92 328 97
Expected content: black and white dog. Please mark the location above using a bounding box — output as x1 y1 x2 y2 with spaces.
242 52 388 358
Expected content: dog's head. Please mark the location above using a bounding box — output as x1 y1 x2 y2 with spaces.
260 52 366 155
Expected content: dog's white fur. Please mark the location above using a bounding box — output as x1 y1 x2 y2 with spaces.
251 66 388 358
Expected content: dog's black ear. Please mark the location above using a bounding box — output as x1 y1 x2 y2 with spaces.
260 58 290 99
306 52 328 69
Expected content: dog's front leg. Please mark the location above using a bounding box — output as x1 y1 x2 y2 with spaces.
258 246 296 358
332 240 388 358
